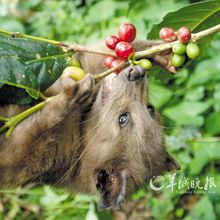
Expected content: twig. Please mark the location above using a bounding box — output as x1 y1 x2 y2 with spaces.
94 60 127 81
0 98 53 137
0 29 116 57
191 137 220 143
60 42 116 57
191 24 220 41
0 29 59 44
0 116 8 122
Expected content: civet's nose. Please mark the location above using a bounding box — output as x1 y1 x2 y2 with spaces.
124 65 145 81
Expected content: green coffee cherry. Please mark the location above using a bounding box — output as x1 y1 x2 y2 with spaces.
172 42 186 55
186 43 200 59
67 57 82 68
139 59 152 70
171 54 185 67
63 66 86 81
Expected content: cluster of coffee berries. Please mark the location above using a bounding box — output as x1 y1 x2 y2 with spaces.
63 57 85 81
171 42 200 67
160 26 200 67
104 23 136 73
159 26 191 43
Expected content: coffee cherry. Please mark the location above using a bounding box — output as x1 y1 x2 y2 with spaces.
115 41 134 59
118 23 136 43
67 57 81 68
63 66 86 81
177 26 191 44
186 43 200 59
139 59 152 70
104 56 116 68
172 42 186 55
111 59 123 74
171 54 186 67
159 27 176 42
105 35 120 50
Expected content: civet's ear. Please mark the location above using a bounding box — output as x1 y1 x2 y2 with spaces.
132 40 177 74
165 153 181 171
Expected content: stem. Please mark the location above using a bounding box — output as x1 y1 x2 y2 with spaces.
134 42 174 59
0 29 116 57
94 60 127 81
65 43 116 57
0 116 8 122
0 98 57 137
0 29 59 45
191 137 220 143
191 24 220 42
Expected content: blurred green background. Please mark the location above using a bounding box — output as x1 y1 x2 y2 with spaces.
0 0 220 219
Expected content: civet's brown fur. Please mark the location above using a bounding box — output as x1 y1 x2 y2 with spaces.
0 41 179 210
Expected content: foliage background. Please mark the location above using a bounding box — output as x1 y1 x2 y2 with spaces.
0 0 219 219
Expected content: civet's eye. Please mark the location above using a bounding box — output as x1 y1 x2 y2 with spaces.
119 113 129 127
147 105 155 117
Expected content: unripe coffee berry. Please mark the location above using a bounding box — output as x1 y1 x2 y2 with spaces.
171 54 186 67
177 26 191 44
186 43 200 59
172 42 186 55
104 56 116 68
159 27 176 42
115 41 134 59
67 57 81 68
111 59 123 74
105 35 120 50
118 23 136 43
63 66 86 81
139 59 152 70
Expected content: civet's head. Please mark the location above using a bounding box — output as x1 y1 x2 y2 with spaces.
73 63 180 210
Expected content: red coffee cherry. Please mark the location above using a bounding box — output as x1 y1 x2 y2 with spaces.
111 59 123 74
177 26 191 44
105 35 120 50
115 41 134 59
159 27 176 41
104 56 116 68
118 23 136 43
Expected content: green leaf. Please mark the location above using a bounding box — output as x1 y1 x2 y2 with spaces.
187 55 220 87
0 33 68 105
189 141 220 175
184 196 215 220
148 1 220 39
149 82 173 109
184 86 205 101
213 83 220 112
163 101 211 126
205 112 220 135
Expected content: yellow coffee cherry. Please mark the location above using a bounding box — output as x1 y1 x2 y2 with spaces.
63 66 86 81
67 57 82 68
